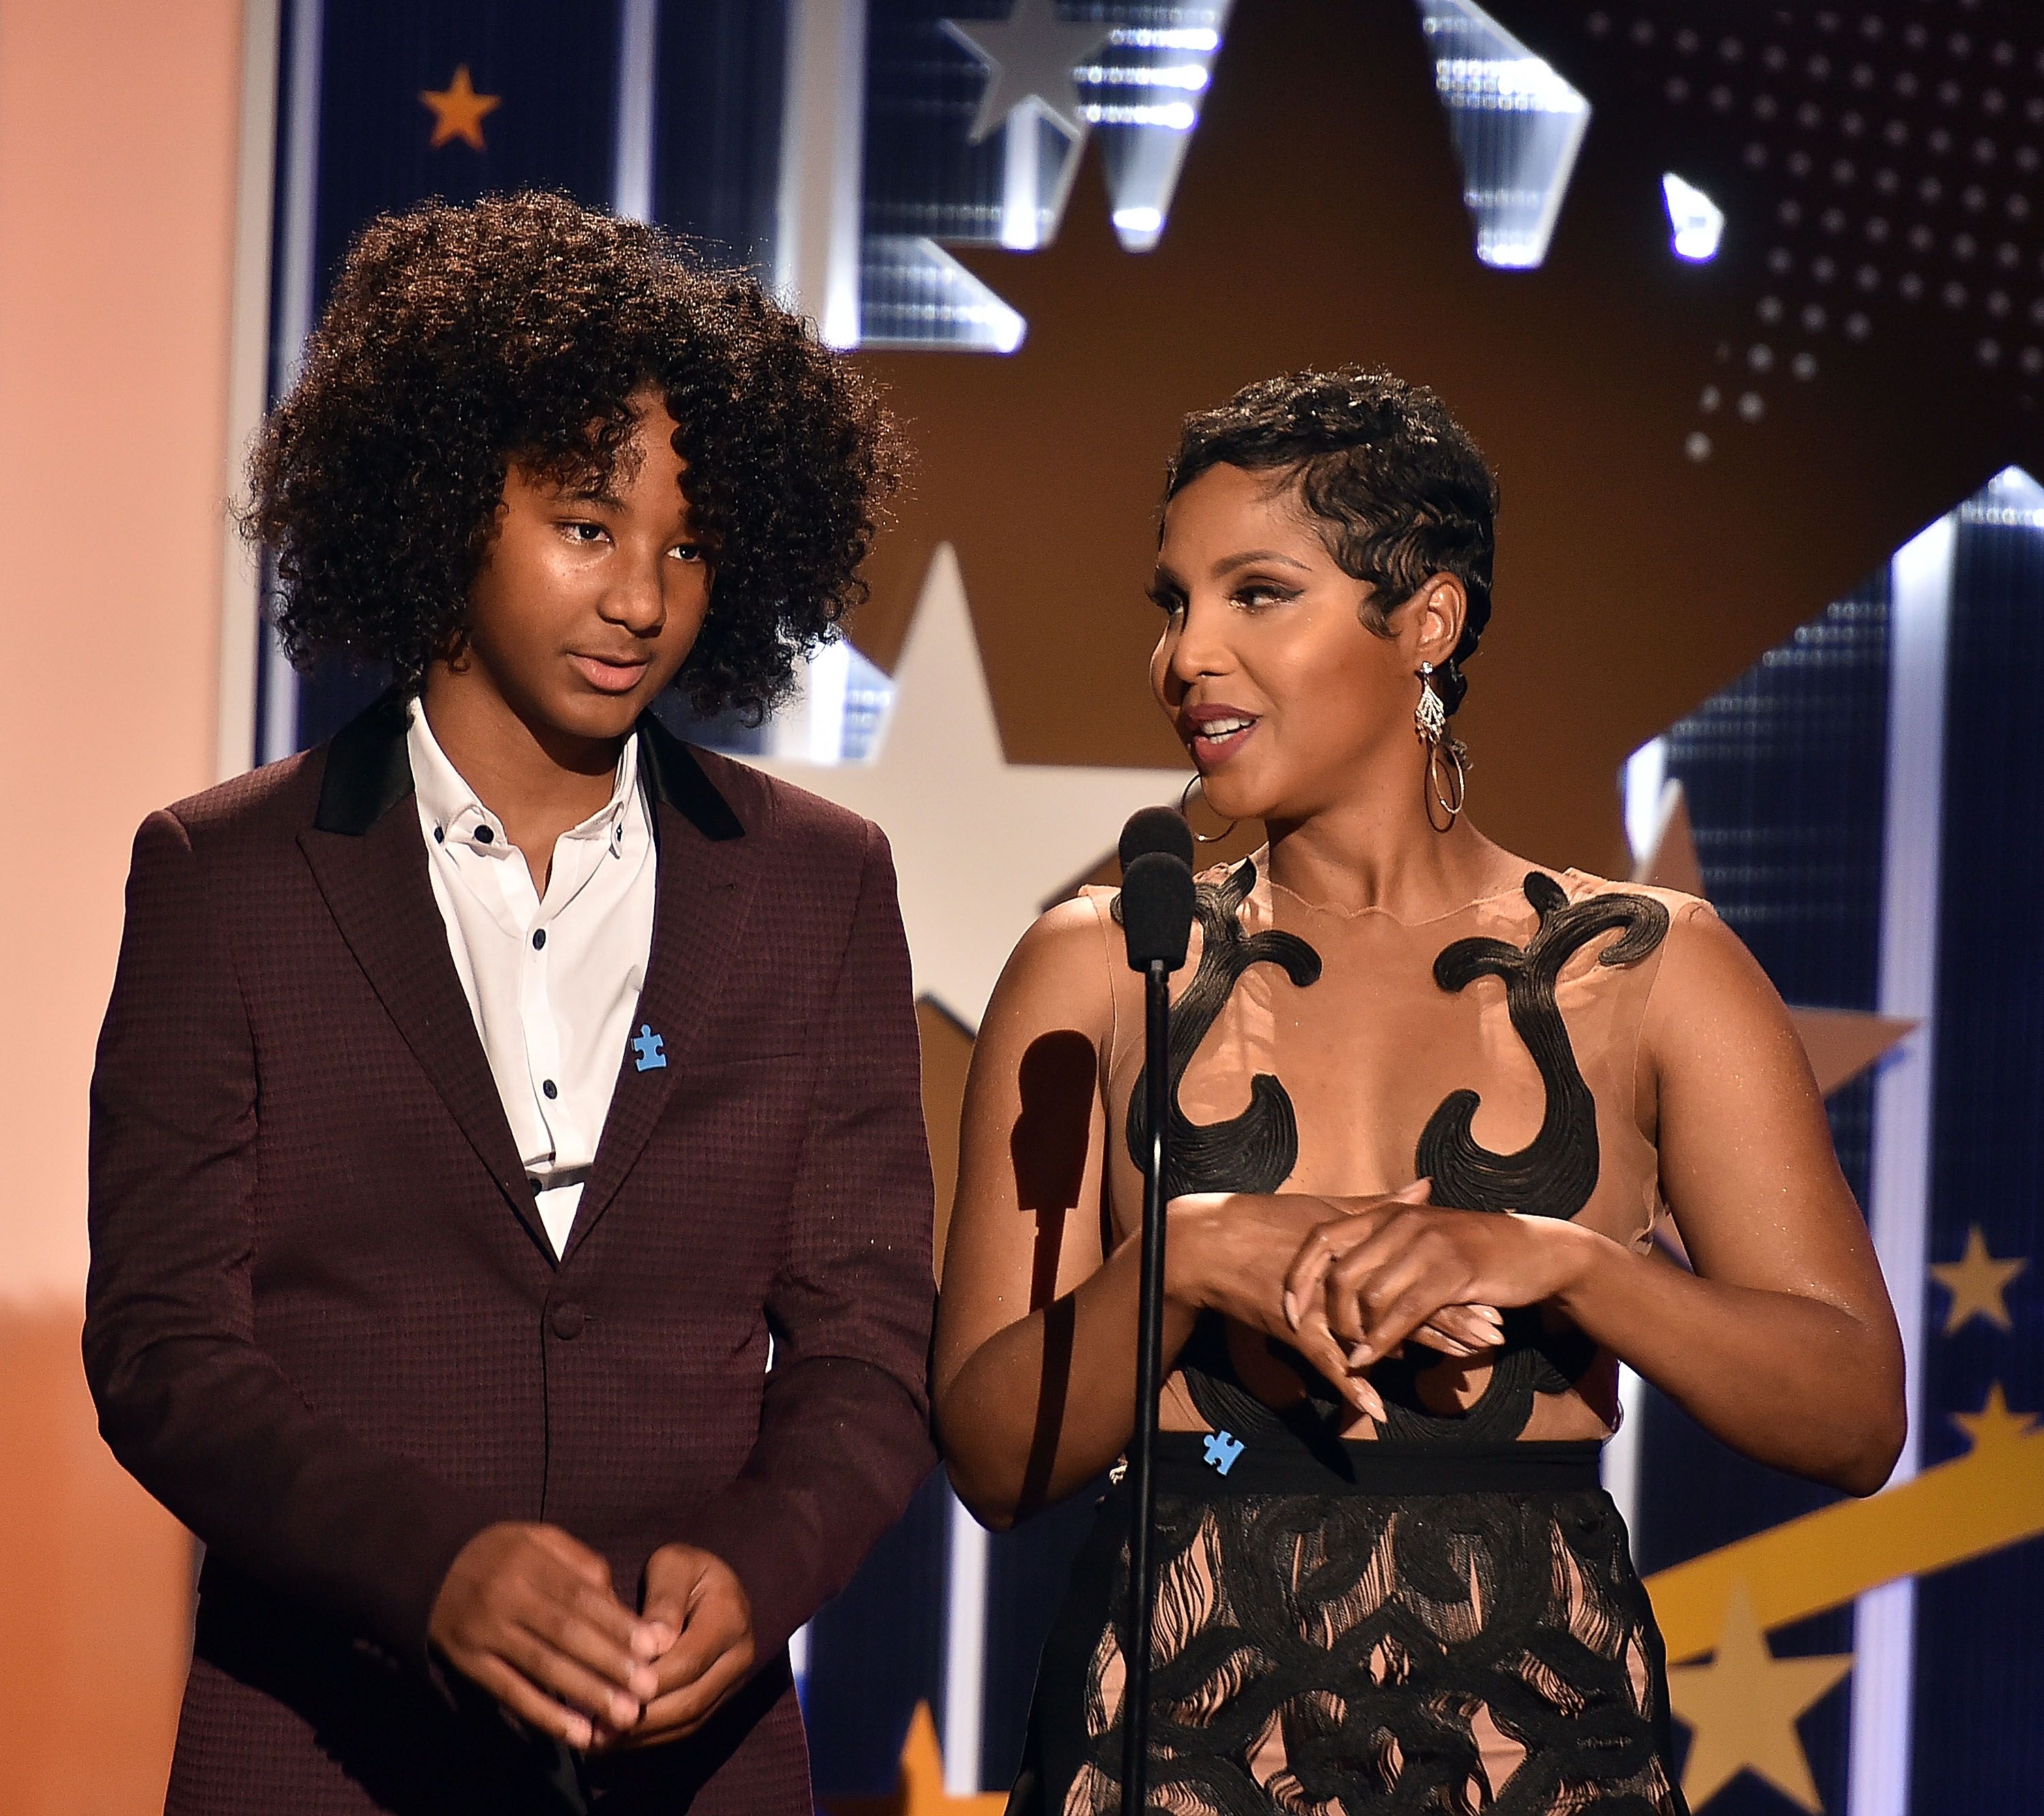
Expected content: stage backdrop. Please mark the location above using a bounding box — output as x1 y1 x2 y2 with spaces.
0 1 251 1811
37 1 2044 1812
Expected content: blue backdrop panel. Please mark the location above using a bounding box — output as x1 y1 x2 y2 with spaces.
1641 576 1892 1815
1911 484 2044 1812
652 0 788 272
281 0 624 751
978 1477 1106 1788
803 1467 951 1797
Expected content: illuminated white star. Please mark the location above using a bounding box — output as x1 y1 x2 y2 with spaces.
752 546 1182 1032
940 0 1114 143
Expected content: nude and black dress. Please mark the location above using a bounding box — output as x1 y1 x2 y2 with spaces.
1008 856 1708 1815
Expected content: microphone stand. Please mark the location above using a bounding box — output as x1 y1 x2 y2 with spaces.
1119 955 1172 1814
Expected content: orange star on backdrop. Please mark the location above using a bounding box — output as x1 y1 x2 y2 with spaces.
420 64 500 151
1666 1580 1854 1815
1930 1225 2028 1334
1951 1381 2039 1454
822 1702 1006 1816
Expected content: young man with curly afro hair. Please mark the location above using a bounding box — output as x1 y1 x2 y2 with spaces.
85 191 937 1815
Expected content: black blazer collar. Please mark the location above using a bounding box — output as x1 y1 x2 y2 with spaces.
312 687 746 844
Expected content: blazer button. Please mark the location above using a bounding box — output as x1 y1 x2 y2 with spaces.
549 1302 586 1341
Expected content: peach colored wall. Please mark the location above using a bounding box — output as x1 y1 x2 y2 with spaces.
0 0 249 1807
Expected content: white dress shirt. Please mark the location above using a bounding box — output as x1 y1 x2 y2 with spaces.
407 698 656 1255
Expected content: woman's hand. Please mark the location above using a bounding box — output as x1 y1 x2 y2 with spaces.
1166 1183 1507 1422
1285 1185 1600 1369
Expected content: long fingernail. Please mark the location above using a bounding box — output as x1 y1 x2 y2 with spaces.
1283 1290 1299 1330
1474 1304 1503 1322
569 1717 593 1749
1348 1339 1373 1367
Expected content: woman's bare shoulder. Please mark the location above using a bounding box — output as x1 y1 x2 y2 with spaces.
978 889 1127 1047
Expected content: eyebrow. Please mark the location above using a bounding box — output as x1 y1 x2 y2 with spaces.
1211 548 1310 578
1151 548 1312 593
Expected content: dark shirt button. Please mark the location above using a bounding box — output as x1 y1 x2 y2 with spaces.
433 826 445 844
549 1302 586 1341
474 825 494 844
532 929 546 950
527 1176 542 1193
542 1079 558 1099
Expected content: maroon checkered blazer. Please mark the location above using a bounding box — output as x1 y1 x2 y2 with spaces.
85 692 937 1815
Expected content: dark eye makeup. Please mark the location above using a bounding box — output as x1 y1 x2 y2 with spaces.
1231 579 1300 608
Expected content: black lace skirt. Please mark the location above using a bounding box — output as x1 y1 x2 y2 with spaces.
1007 1433 1687 1816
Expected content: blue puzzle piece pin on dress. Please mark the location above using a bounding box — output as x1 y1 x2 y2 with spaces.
632 1024 666 1071
1203 1430 1245 1475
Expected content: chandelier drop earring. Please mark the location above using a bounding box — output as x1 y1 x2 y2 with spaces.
1179 773 1239 844
1415 662 1470 834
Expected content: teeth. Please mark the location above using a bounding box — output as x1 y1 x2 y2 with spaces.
1203 717 1252 737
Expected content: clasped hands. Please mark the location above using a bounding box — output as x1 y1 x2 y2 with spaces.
429 1526 755 1753
1167 1178 1592 1423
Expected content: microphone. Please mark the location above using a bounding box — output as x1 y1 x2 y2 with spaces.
1117 807 1196 973
1114 803 1198 1814
1118 804 1194 871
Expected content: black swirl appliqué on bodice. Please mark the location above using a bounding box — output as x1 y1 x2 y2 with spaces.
1124 857 1321 1202
1126 863 1671 1446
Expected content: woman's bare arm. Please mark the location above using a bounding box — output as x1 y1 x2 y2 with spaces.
931 900 1197 1529
1288 902 1907 1494
938 899 1523 1526
1563 901 1906 1490
934 900 1380 1524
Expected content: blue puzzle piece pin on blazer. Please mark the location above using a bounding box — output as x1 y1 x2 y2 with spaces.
632 1024 667 1071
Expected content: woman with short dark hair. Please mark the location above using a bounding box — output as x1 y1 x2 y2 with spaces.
935 367 1904 1814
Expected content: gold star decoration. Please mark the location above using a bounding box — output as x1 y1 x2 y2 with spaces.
822 1701 1008 1815
1667 1580 1853 1814
420 64 500 151
1951 1381 2039 1454
1632 781 1918 1097
1930 1224 2028 1335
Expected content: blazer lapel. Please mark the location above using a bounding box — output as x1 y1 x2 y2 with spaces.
561 719 755 1262
297 692 551 1257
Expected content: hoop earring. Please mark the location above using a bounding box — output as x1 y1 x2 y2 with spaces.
1179 773 1238 844
1427 737 1468 833
1415 662 1469 833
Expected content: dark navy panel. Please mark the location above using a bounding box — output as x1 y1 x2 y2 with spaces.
979 1478 1111 1790
653 0 788 272
1640 577 1891 1815
309 0 621 307
803 1467 952 1798
858 2 1231 345
864 0 1012 248
1910 479 2044 1812
281 0 625 751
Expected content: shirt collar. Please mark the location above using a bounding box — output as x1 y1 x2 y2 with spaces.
405 695 643 853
